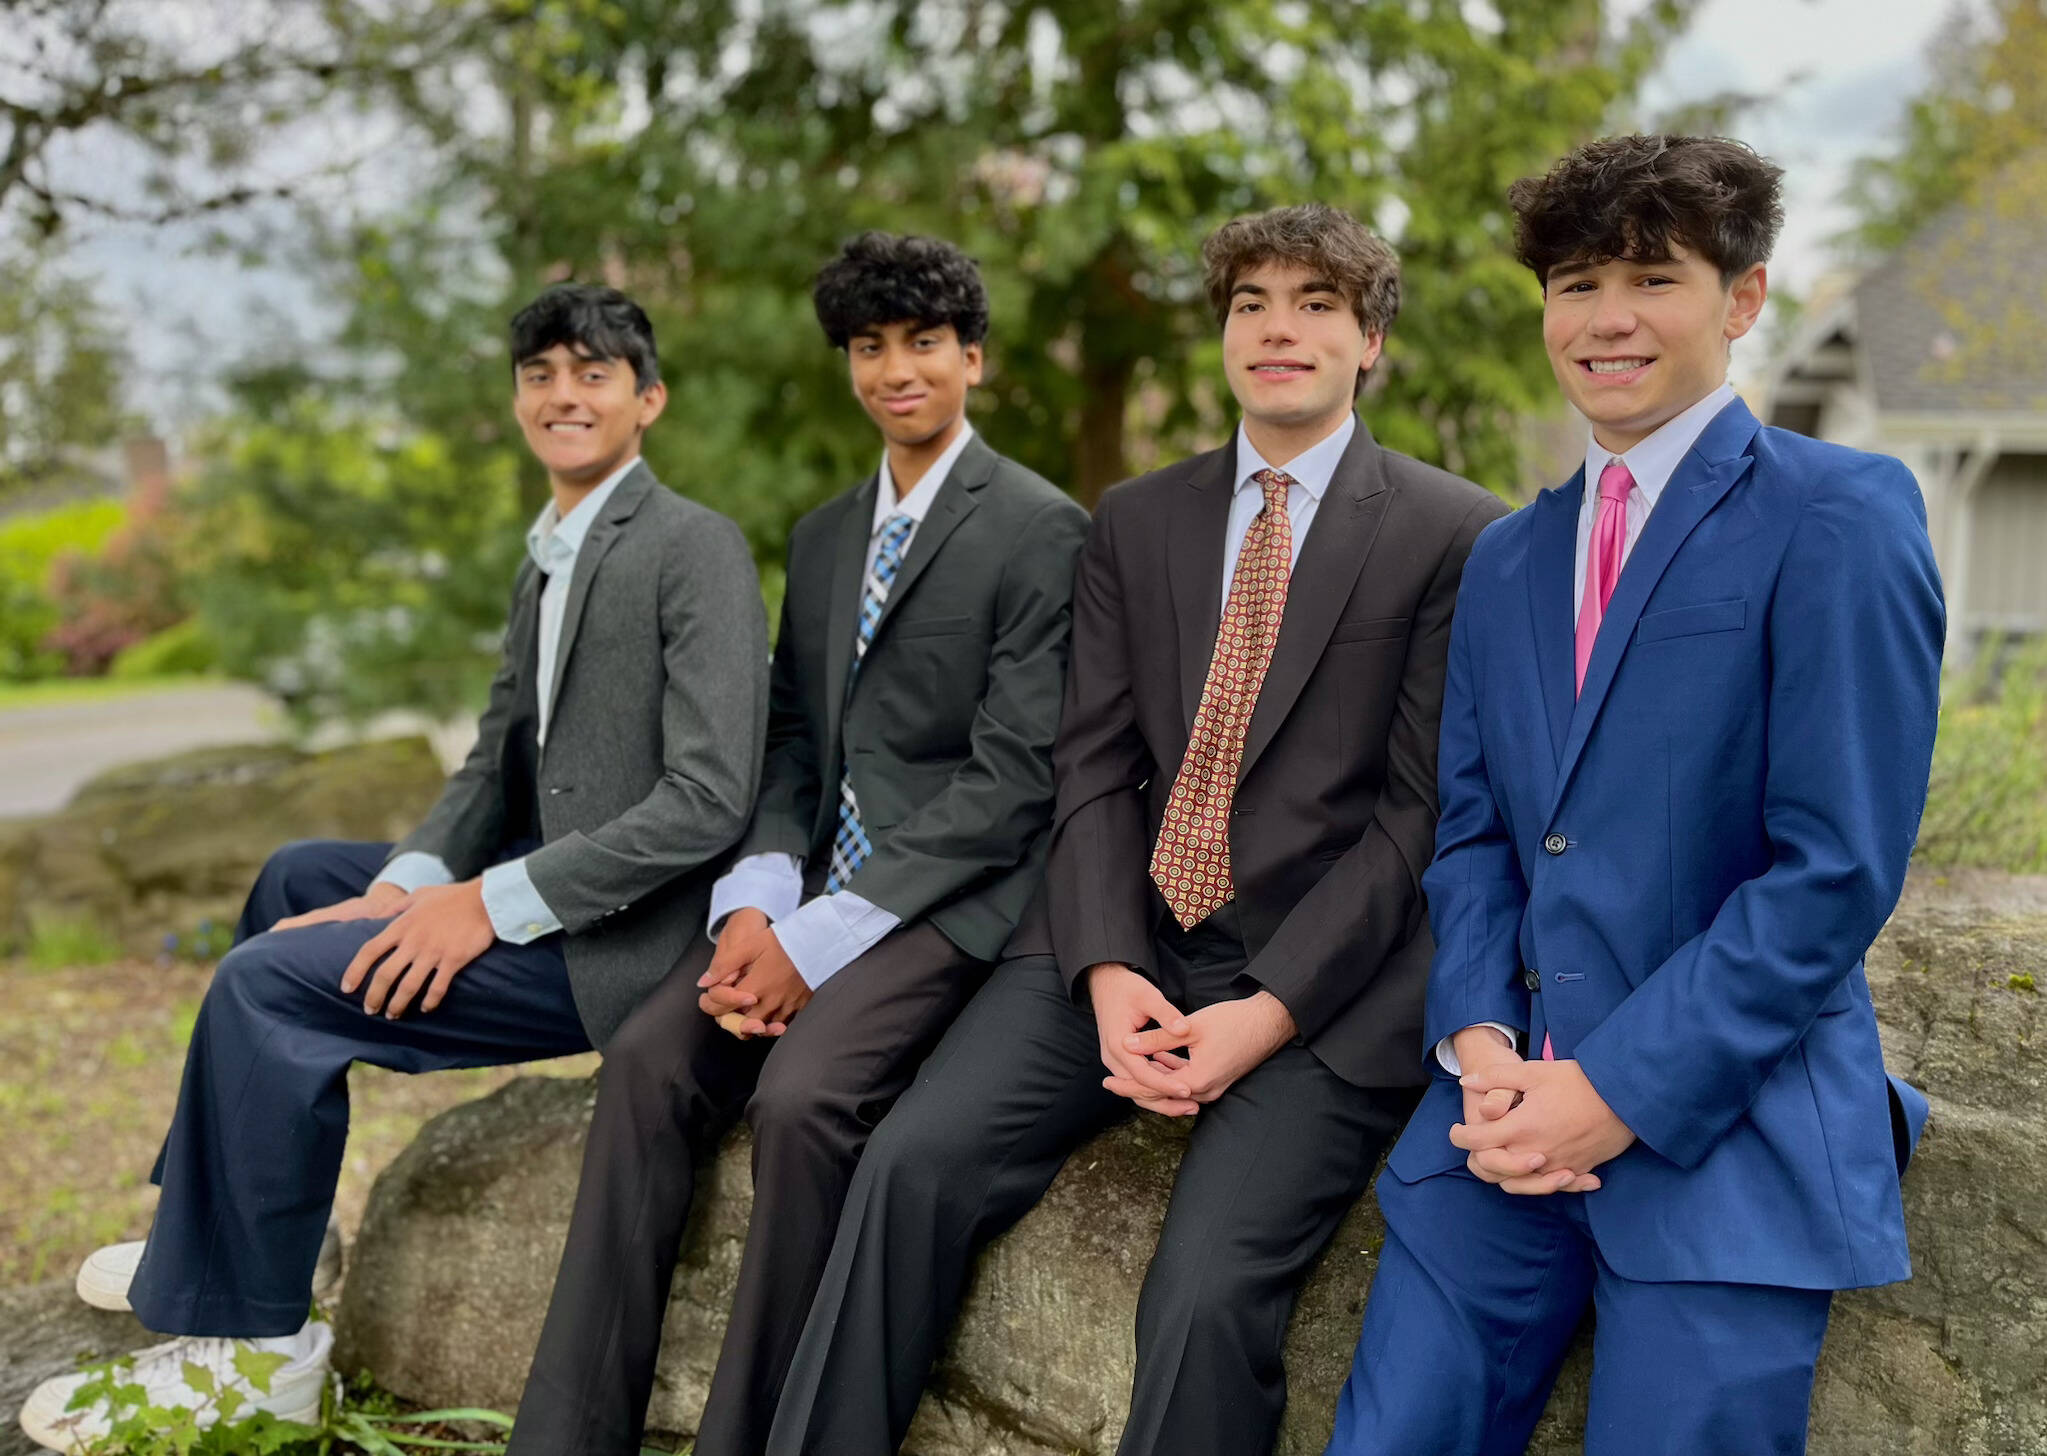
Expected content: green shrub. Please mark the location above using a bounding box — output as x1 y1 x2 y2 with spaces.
181 402 526 727
25 914 124 971
45 483 189 676
0 498 125 681
1917 637 2047 873
109 618 219 679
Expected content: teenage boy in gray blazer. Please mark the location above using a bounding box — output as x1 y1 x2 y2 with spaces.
507 233 1088 1456
19 284 769 1451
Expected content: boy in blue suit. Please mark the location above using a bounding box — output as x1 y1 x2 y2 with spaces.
1324 135 1943 1456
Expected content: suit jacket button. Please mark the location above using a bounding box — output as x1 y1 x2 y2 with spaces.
1521 967 1542 992
1543 833 1568 856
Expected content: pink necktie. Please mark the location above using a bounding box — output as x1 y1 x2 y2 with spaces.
1574 459 1635 692
1547 458 1634 1061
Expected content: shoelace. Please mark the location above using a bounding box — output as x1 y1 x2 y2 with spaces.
127 1335 242 1386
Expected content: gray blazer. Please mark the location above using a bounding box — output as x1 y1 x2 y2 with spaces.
741 434 1088 961
389 463 770 1045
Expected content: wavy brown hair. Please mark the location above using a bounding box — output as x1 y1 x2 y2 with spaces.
1509 135 1785 287
1201 203 1402 340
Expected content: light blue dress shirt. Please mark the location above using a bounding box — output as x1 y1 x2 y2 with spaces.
707 423 978 989
1220 412 1353 598
373 460 637 943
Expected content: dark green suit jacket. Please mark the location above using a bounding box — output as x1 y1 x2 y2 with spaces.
739 433 1088 960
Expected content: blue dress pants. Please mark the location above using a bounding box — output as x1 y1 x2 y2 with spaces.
1324 1163 1833 1456
127 839 590 1337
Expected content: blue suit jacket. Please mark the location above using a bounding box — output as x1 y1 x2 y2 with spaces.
1385 399 1943 1290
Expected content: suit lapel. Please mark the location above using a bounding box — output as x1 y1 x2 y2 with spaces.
1528 474 1582 770
1238 424 1392 781
508 559 543 700
549 463 652 714
1166 447 1236 731
868 434 992 642
1550 401 1762 807
822 474 878 758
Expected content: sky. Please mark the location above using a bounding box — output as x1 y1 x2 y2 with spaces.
51 0 1963 427
1635 0 1960 377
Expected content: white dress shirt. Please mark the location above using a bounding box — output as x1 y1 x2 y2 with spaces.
375 459 639 944
708 423 978 989
1570 383 1737 616
1221 413 1354 600
1436 383 1740 1075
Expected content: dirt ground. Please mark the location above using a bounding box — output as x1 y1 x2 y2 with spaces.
0 956 597 1291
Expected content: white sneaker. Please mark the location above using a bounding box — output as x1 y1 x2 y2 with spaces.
17 1321 331 1450
76 1218 344 1312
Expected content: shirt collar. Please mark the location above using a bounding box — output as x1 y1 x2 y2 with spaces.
1579 383 1737 509
874 421 976 536
1233 413 1356 502
527 457 638 575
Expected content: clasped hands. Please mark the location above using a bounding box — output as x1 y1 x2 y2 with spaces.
1088 963 1295 1117
697 908 811 1038
274 879 497 1019
1448 1025 1636 1195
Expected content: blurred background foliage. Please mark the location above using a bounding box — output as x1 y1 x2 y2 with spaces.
1 0 2044 851
4 0 1710 714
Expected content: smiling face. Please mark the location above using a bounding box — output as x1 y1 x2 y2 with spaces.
1542 245 1765 454
846 319 983 457
1221 261 1382 462
512 343 667 493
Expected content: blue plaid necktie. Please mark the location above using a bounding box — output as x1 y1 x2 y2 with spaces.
826 512 917 891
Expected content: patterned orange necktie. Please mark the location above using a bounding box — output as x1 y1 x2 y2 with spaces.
1150 468 1295 928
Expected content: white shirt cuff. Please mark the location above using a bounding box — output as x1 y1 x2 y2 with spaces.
480 858 562 944
708 852 806 937
772 891 901 989
374 851 455 894
1434 1022 1521 1076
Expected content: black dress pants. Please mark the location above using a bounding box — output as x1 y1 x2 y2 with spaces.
506 920 987 1456
129 839 588 1337
765 918 1417 1456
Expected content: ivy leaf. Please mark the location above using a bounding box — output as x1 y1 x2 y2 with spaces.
183 1361 218 1397
231 1345 292 1394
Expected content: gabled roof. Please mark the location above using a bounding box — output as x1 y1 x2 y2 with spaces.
1846 149 2047 416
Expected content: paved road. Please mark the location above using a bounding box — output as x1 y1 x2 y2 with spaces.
0 683 287 819
0 685 476 821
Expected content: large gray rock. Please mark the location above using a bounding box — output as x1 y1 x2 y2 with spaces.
337 875 2047 1454
0 1284 151 1456
0 738 445 957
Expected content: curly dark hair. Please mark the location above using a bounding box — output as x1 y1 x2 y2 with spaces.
812 232 990 349
1201 204 1402 339
1509 135 1785 286
509 283 661 391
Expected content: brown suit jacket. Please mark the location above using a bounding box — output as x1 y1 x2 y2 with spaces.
1012 419 1508 1087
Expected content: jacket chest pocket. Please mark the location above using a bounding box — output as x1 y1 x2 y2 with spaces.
863 620 986 752
1328 614 1409 646
1635 597 1746 644
889 613 976 640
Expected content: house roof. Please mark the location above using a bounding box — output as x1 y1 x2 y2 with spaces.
1844 150 2047 417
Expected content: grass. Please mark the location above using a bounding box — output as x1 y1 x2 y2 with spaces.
1918 637 2047 874
25 915 125 971
0 671 224 712
0 955 628 1454
0 956 596 1290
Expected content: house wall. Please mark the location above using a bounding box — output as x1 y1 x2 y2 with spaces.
1964 452 2047 633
